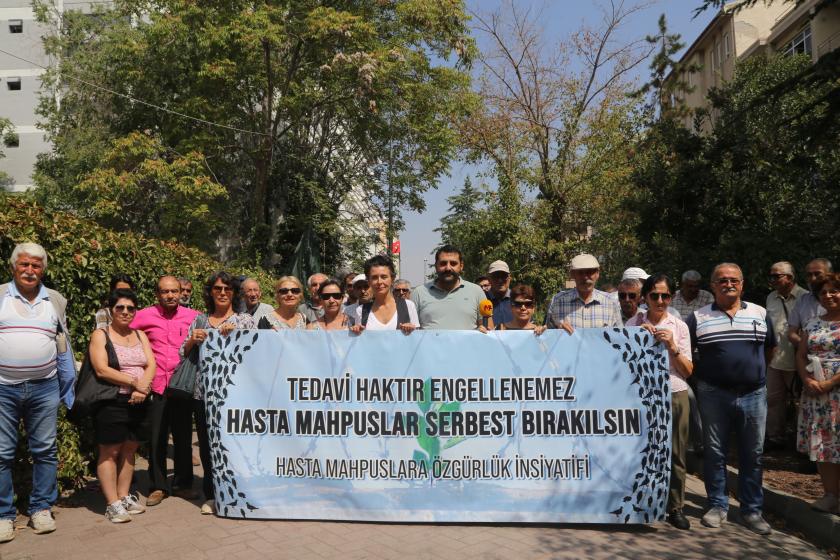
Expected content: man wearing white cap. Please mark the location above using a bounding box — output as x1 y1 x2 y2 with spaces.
545 253 622 331
487 260 513 326
343 274 372 321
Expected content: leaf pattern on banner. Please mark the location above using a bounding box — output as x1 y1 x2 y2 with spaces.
604 328 671 523
201 330 260 518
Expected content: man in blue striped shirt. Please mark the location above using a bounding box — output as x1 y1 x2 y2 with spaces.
686 262 776 535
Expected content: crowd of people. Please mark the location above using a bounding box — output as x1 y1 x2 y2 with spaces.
0 241 837 542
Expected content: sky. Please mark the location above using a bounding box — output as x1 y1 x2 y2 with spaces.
396 0 716 286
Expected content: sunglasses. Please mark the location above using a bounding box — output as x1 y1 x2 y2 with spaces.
277 287 302 295
354 283 370 290
512 300 535 308
618 292 638 300
394 288 410 294
211 285 232 293
320 292 343 300
647 293 672 301
114 304 137 313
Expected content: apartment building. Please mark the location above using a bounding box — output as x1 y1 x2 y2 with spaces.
0 1 109 191
665 0 840 131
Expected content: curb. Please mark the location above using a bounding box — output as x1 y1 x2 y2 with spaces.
688 453 840 548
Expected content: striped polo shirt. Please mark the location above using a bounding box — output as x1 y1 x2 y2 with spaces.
686 301 776 392
0 282 59 384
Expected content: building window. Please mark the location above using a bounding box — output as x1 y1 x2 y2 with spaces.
724 33 732 58
784 25 813 56
6 77 21 91
9 20 23 33
715 39 722 69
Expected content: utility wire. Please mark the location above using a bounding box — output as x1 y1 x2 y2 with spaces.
0 47 270 137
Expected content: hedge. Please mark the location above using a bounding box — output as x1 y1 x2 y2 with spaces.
0 194 275 509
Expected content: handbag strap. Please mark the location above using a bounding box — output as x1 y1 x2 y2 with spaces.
101 328 121 370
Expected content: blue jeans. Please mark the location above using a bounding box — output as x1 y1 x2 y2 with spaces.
0 376 60 519
697 380 767 515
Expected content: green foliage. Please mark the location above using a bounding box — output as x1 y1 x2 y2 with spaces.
34 0 476 270
0 117 15 187
69 132 228 251
631 53 840 300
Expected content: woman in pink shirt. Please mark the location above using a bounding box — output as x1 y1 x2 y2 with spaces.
89 289 156 523
627 274 694 530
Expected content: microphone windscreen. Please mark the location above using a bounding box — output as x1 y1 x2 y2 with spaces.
479 299 494 317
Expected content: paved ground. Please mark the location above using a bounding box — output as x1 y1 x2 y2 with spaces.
1 460 830 560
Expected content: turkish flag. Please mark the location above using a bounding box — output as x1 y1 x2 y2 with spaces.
391 240 401 254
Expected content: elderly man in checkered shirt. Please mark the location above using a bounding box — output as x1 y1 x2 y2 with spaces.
545 254 622 333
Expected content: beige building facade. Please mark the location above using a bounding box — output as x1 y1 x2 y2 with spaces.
665 0 840 131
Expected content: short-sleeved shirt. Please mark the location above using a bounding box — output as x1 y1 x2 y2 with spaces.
765 285 808 371
246 302 274 323
626 311 692 393
131 304 199 395
671 289 715 321
298 302 325 324
0 282 59 384
686 301 776 392
411 279 485 330
545 288 623 329
490 290 512 326
788 291 825 331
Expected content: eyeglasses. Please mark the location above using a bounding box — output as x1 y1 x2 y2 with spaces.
211 285 232 293
647 293 672 302
394 288 410 294
320 292 343 300
512 300 535 308
714 277 741 285
277 287 302 295
618 292 638 300
114 304 137 313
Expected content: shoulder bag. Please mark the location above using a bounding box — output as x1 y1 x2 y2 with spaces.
167 314 209 399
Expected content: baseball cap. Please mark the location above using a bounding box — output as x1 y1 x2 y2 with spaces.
487 260 510 275
622 267 649 281
352 274 368 285
570 254 600 270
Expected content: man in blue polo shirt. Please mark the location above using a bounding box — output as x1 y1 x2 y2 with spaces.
687 262 776 535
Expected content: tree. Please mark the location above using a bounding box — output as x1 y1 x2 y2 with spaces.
630 52 840 298
34 0 476 270
441 0 650 301
0 118 16 188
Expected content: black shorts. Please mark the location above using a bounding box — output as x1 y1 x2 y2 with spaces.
93 397 151 445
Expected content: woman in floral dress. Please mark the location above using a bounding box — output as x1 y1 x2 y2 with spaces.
796 273 840 514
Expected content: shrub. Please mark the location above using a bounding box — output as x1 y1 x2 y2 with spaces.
0 194 275 509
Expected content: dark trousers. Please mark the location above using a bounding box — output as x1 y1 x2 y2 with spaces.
147 393 195 492
193 399 213 500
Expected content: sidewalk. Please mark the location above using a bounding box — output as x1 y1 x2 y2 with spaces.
0 459 830 560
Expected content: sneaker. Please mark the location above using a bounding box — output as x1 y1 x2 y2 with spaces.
810 494 838 513
740 512 771 535
700 506 728 528
145 489 168 507
200 500 215 515
105 501 132 524
121 494 146 515
0 519 14 543
28 509 56 534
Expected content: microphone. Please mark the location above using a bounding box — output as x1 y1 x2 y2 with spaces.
479 299 493 328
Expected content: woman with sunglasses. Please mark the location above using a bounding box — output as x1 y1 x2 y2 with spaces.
796 273 840 513
626 274 693 530
264 276 308 330
181 272 255 515
349 255 418 334
496 284 546 334
89 288 156 523
308 279 351 330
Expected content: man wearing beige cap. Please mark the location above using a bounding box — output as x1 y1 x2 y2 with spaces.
545 253 622 331
487 260 513 326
